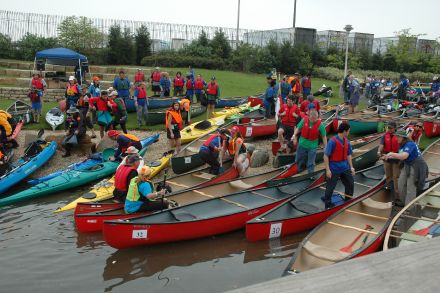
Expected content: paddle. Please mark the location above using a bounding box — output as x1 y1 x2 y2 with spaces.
161 168 169 211
340 224 373 254
413 222 436 236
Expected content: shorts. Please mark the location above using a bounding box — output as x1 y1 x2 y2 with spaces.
207 99 217 105
31 101 42 113
167 127 181 139
152 84 160 92
280 124 295 140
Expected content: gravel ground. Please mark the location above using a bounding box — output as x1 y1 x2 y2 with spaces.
16 129 278 181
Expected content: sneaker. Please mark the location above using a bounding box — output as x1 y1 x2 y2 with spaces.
325 202 335 209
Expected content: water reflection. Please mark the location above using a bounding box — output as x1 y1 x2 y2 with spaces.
102 231 307 291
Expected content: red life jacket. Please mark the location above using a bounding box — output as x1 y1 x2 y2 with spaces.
174 77 184 87
280 104 298 127
135 72 144 82
302 77 311 88
114 165 137 192
329 136 349 162
137 87 147 99
301 117 322 141
203 134 221 147
67 83 79 94
207 83 217 95
300 100 320 113
32 78 44 90
194 79 204 90
186 79 194 90
382 132 399 153
152 72 161 82
292 79 301 93
411 129 423 142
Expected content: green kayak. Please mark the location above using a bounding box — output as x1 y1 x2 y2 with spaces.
0 134 157 208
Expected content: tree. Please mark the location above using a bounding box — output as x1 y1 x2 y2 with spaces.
0 33 14 59
122 28 135 65
382 53 397 71
210 30 231 59
15 33 59 61
370 52 383 70
107 25 124 65
134 25 152 65
57 16 104 52
197 30 209 47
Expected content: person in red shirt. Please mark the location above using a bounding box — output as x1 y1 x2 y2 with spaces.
407 122 423 145
134 69 145 86
300 95 321 116
277 95 300 152
88 90 117 138
173 71 185 97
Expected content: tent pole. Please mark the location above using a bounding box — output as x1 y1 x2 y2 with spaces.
78 59 82 85
33 57 36 73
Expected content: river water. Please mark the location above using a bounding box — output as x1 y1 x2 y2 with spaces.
0 185 306 293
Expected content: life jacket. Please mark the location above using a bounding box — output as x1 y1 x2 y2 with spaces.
166 109 183 130
280 104 298 127
77 96 88 108
292 79 301 94
329 136 348 162
137 87 147 99
300 100 319 113
302 77 311 88
179 98 191 112
194 79 204 90
126 177 155 202
411 129 423 142
114 164 137 192
383 132 399 153
120 133 140 142
174 77 184 87
135 72 144 82
227 137 246 156
0 111 12 136
118 133 140 153
0 150 4 160
301 117 321 141
280 81 290 96
207 83 218 95
152 71 161 82
29 91 40 102
186 79 194 90
203 134 222 148
67 83 79 96
32 78 44 90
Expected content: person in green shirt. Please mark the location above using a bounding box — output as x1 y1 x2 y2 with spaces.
292 108 327 174
109 90 128 134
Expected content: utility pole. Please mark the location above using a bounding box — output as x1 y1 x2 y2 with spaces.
236 0 241 48
293 0 297 28
344 24 353 78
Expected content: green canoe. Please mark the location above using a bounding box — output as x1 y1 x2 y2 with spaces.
0 134 158 207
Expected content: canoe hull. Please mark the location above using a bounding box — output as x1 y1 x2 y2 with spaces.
423 120 440 138
74 202 123 216
76 209 143 233
235 122 276 138
216 97 247 108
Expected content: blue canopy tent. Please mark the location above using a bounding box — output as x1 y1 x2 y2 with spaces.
34 48 88 84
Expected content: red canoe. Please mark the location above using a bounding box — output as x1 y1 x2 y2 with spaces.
102 171 325 249
245 164 385 242
423 120 440 138
235 119 277 138
76 163 299 233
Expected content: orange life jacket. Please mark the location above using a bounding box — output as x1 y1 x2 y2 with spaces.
166 109 183 130
292 79 301 94
227 137 246 156
67 83 79 95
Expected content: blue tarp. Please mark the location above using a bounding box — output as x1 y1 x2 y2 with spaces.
35 48 87 65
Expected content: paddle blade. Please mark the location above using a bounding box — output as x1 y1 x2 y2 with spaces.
413 223 435 236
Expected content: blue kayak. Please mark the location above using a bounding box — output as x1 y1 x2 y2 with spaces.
0 141 57 194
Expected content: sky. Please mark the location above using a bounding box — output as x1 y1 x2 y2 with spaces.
2 0 439 40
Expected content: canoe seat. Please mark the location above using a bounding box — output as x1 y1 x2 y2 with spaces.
229 180 253 190
186 146 199 153
303 241 349 262
192 172 216 180
171 210 198 222
361 198 392 210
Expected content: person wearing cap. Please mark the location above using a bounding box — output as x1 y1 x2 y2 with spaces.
124 165 169 214
119 146 145 171
88 76 101 98
65 76 82 109
112 70 131 105
301 73 312 101
378 121 401 192
108 90 128 134
293 108 327 175
348 75 361 113
199 129 230 175
166 102 183 154
194 74 207 104
29 73 46 106
264 79 277 118
108 130 142 161
88 90 116 139
429 76 440 103
160 72 171 98
113 154 142 203
134 68 145 86
206 77 220 118
279 75 292 103
173 71 185 97
77 88 97 139
221 126 251 176
382 129 428 206
185 72 195 101
396 74 410 101
323 123 355 209
300 95 321 117
291 73 302 104
28 84 43 123
150 67 161 96
62 106 89 157
134 82 149 128
407 122 423 145
278 95 300 152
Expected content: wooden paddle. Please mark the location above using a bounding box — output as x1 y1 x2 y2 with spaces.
160 168 169 211
413 222 436 236
340 224 373 254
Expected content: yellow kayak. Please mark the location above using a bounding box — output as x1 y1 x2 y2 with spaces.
212 102 251 119
54 152 173 213
180 115 227 144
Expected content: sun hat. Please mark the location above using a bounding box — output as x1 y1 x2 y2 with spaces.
108 90 118 97
126 146 139 154
66 106 80 114
139 165 152 176
126 154 142 165
68 76 75 81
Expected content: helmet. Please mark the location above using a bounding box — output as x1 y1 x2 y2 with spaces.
107 130 120 138
230 126 240 135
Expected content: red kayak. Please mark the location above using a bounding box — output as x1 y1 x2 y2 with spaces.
245 165 385 242
423 120 440 138
11 120 23 140
235 119 276 138
102 170 325 249
76 163 299 233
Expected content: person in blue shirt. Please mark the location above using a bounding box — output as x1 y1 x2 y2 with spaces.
279 75 292 103
382 129 428 206
323 123 355 209
264 79 277 118
198 129 230 175
113 70 131 104
160 72 171 97
396 74 410 100
429 76 440 103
